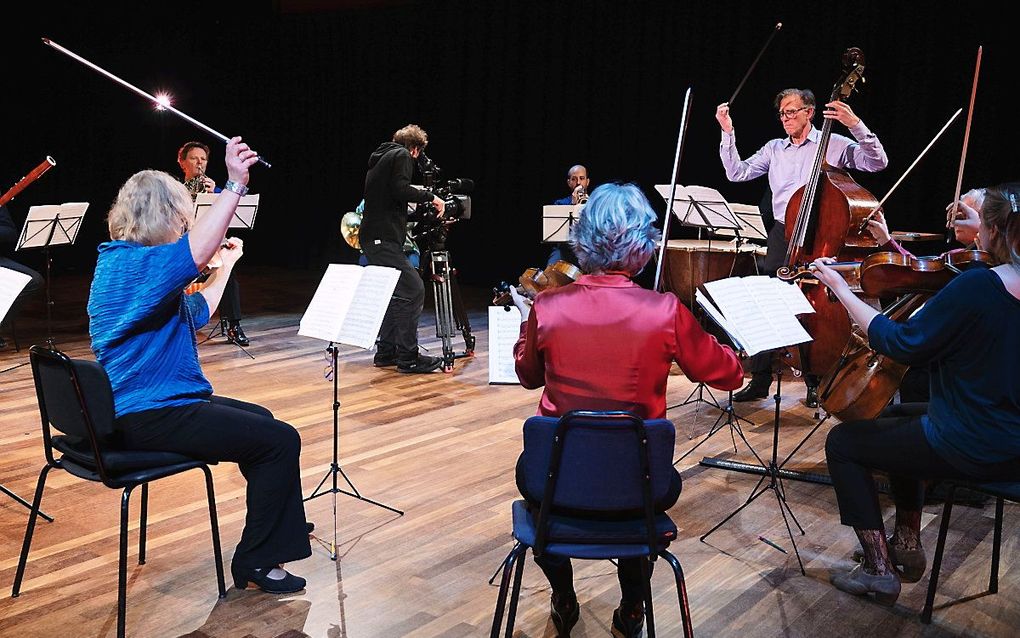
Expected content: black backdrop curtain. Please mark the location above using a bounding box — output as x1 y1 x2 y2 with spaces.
2 0 1013 286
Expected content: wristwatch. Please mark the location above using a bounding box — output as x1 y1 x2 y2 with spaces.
223 179 249 196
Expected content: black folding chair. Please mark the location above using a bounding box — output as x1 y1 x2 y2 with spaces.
11 345 226 638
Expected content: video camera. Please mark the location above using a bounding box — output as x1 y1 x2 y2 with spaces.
412 153 473 249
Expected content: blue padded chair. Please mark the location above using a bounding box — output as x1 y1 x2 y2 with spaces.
12 345 226 638
490 410 694 638
921 480 1020 624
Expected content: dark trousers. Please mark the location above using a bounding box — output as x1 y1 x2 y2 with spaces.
515 458 682 604
219 274 242 322
825 403 1020 529
115 396 311 568
0 256 44 331
362 239 425 361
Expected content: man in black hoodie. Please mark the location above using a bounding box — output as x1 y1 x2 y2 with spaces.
362 124 446 373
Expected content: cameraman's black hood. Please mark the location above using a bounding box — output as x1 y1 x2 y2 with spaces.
368 142 405 168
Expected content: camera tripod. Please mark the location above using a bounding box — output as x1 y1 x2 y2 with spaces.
427 250 475 372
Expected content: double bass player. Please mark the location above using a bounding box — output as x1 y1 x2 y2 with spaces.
715 87 889 405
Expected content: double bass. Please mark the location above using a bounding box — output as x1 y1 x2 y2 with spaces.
783 47 879 378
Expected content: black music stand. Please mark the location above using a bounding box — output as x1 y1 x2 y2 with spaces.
1 268 55 520
194 193 260 357
700 353 807 575
657 185 743 416
15 202 87 348
298 264 406 560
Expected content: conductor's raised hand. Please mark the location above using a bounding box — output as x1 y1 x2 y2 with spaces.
715 102 733 133
224 136 259 188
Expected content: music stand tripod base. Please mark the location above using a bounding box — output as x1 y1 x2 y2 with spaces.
304 344 403 561
699 369 807 575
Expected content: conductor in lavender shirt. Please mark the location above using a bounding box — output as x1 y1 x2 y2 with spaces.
715 88 889 404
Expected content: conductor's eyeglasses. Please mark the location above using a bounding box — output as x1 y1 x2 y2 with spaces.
778 106 810 120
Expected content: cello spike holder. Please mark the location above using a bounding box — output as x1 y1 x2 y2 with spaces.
700 366 807 575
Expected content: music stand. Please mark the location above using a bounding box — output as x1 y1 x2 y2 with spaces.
16 202 87 347
656 185 743 415
541 204 582 244
700 356 807 575
298 264 406 560
194 193 260 355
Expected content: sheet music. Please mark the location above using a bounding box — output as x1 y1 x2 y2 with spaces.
338 266 401 348
18 202 88 249
298 264 399 348
542 204 582 243
194 193 260 229
695 288 746 353
699 276 813 356
653 184 741 230
488 305 523 384
0 266 32 323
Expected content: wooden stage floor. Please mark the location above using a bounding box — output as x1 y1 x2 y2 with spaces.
0 266 1016 637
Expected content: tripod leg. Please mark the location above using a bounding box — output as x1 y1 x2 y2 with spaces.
700 481 771 542
448 267 475 354
771 484 806 575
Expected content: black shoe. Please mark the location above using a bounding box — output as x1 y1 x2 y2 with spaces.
397 355 444 374
733 377 771 402
804 385 819 409
550 591 579 636
226 322 250 347
373 352 398 367
231 564 306 594
305 521 315 534
611 602 644 638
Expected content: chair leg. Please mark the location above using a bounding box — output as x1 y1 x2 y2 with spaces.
661 550 694 638
488 540 520 585
201 466 227 598
139 483 148 565
503 546 527 638
922 483 957 624
989 496 1003 594
641 557 657 638
490 544 524 638
11 465 52 597
119 486 135 638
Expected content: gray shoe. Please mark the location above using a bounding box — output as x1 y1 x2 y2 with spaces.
851 540 927 583
831 564 901 606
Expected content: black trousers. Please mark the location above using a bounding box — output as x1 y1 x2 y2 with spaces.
362 238 425 361
116 396 311 568
0 256 44 330
825 403 1020 529
516 457 682 604
219 274 242 322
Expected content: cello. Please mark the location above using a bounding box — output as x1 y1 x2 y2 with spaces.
783 47 880 378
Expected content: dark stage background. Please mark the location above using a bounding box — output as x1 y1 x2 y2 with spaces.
2 1 1014 288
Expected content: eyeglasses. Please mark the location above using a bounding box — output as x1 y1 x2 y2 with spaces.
778 106 810 120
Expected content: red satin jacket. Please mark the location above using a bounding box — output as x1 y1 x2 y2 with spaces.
514 274 744 419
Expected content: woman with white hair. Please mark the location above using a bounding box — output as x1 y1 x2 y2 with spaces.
87 137 311 594
511 182 743 637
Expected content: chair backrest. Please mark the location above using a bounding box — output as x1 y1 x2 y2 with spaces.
30 345 117 474
519 410 676 515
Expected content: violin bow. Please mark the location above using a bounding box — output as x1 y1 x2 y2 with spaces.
858 108 962 232
654 87 692 292
727 23 783 107
946 45 982 242
42 38 272 168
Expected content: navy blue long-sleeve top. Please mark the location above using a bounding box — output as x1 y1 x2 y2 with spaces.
868 268 1020 474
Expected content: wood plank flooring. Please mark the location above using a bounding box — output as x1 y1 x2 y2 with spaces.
0 266 1016 637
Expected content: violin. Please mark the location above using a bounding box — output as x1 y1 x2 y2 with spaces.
183 245 228 295
778 249 996 297
492 260 581 306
